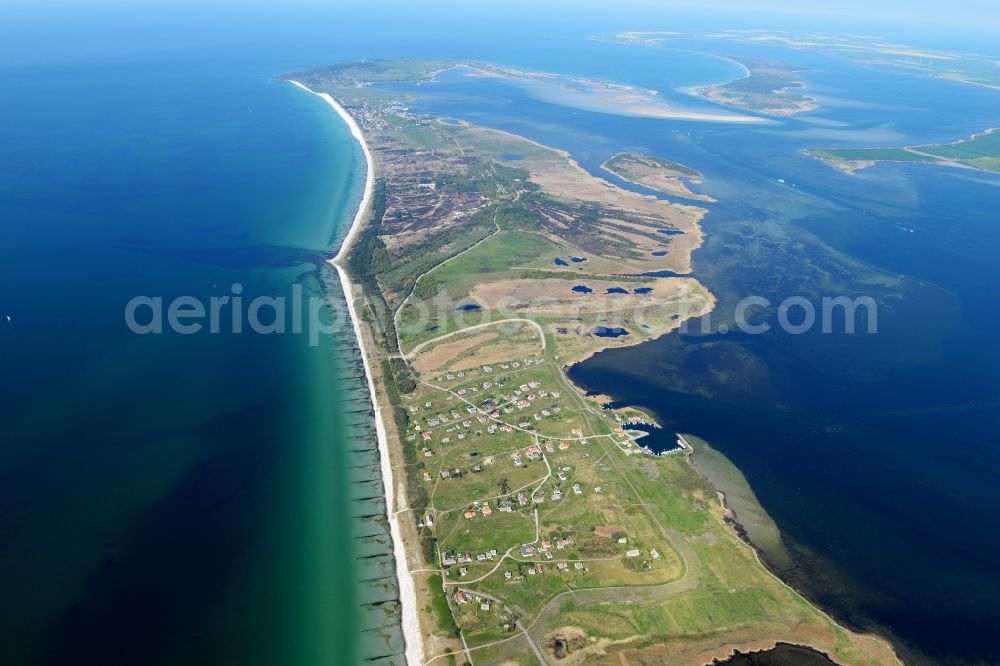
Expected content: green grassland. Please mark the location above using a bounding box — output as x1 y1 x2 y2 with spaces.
283 58 456 87
808 129 1000 174
390 325 895 663
381 221 498 304
808 147 935 163
443 511 537 556
917 128 1000 166
468 634 537 665
297 57 901 663
425 573 459 634
395 230 557 350
427 230 556 286
433 462 542 514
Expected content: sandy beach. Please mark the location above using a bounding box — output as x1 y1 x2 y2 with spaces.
290 80 424 666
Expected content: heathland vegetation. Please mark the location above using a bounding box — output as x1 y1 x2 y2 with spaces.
289 59 900 665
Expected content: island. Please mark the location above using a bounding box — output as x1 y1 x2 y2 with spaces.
717 31 1000 92
599 34 817 116
284 59 900 665
683 57 817 116
602 152 716 202
807 128 1000 175
607 30 1000 92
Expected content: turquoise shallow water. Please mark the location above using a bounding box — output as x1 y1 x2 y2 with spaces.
0 52 404 664
2 4 999 664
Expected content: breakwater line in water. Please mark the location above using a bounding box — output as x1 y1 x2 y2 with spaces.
291 80 421 665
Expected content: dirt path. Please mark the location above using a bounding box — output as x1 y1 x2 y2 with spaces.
406 318 547 359
393 213 500 348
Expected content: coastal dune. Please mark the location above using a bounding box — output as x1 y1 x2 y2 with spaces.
289 80 424 666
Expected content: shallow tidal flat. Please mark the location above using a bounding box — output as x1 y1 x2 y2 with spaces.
683 434 789 570
457 62 768 124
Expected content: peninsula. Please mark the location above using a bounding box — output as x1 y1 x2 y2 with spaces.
808 128 1000 174
286 59 900 665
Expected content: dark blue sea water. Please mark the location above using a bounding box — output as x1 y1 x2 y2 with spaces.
1 6 728 663
2 3 998 664
0 49 389 663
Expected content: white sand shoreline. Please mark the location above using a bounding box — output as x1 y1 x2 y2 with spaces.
289 80 424 666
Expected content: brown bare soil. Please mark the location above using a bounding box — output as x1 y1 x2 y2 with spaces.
411 331 499 374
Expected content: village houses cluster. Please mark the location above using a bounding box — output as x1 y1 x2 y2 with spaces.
405 358 574 467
